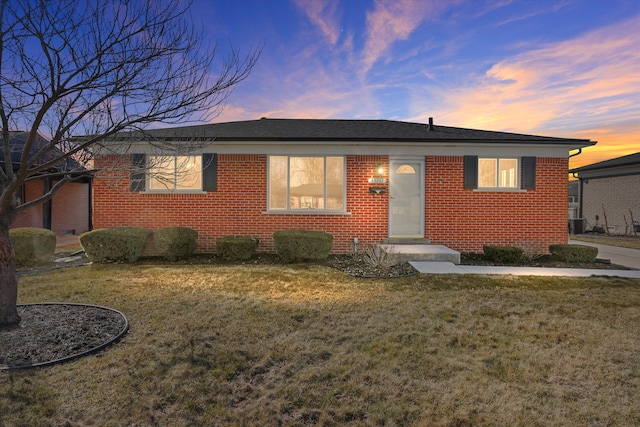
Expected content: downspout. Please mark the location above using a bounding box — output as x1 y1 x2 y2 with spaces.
569 148 583 229
42 177 52 230
569 148 582 158
88 178 93 231
578 177 584 226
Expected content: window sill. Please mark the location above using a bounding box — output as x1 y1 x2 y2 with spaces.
263 210 352 215
473 188 527 193
141 190 207 195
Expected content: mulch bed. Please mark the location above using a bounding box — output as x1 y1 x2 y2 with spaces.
0 303 128 370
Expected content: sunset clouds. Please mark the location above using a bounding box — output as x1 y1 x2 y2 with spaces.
201 0 639 168
432 15 640 167
361 0 435 73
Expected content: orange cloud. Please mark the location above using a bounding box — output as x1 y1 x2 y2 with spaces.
568 126 640 170
422 14 640 167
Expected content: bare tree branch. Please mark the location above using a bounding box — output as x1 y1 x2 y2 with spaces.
0 0 261 325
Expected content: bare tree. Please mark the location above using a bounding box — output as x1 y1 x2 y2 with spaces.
0 0 260 325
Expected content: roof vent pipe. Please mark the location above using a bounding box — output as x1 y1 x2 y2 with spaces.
428 117 434 131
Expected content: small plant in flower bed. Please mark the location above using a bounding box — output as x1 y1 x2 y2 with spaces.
216 236 259 260
9 227 57 267
362 244 400 271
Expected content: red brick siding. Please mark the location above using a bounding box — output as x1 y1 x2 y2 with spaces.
425 156 567 253
93 154 568 254
93 154 389 253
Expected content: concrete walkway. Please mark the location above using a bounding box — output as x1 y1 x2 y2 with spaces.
409 261 640 277
568 239 640 270
411 240 640 277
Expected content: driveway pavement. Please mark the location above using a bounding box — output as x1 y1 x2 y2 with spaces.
568 240 640 270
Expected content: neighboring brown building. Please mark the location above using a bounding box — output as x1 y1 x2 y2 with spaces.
570 152 640 235
5 132 92 235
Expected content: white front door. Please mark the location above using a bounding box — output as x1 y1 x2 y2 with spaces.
389 159 424 238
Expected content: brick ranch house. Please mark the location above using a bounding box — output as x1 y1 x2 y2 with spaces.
93 118 595 254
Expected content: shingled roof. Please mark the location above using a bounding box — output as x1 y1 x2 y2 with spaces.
116 118 595 146
2 131 89 175
569 151 640 173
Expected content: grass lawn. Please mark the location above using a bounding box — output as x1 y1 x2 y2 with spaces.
2 264 640 426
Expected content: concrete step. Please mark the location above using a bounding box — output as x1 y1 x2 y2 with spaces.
380 244 461 264
382 238 431 245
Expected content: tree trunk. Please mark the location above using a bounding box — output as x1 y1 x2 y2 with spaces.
0 220 20 325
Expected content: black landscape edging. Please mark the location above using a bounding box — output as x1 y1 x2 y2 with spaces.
0 302 129 371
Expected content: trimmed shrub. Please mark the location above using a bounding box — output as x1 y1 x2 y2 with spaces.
273 230 333 262
549 244 598 263
216 236 259 260
80 227 152 263
9 227 56 267
155 226 198 261
483 245 524 264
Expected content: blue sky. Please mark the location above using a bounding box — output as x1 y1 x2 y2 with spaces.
192 0 640 168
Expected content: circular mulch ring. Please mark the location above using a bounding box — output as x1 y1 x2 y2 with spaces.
0 303 129 371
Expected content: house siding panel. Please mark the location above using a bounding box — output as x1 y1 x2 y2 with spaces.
93 154 568 254
51 182 91 235
581 174 640 233
12 180 90 235
12 181 43 229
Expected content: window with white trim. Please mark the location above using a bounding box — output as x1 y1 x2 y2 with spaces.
478 158 518 188
268 156 345 211
148 155 202 191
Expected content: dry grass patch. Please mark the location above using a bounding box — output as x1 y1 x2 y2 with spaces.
2 265 640 426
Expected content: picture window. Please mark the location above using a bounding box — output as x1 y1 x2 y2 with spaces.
268 156 345 211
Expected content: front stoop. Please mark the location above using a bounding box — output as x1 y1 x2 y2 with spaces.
380 244 461 264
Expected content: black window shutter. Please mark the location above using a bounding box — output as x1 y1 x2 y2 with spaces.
463 155 478 189
130 154 146 192
522 156 536 190
202 153 218 191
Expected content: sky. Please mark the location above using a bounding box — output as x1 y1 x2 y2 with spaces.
191 0 640 169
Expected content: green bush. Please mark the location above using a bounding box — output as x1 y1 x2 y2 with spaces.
549 244 598 263
155 226 198 261
216 236 259 260
273 230 333 262
483 246 524 264
80 227 152 263
9 227 56 267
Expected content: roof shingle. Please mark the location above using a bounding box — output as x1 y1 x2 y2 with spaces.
117 118 595 145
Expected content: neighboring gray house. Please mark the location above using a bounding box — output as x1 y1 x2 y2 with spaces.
570 152 640 235
568 180 580 233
